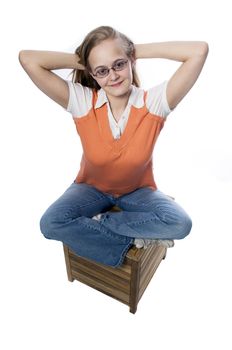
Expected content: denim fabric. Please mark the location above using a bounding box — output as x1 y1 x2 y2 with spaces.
39 182 192 268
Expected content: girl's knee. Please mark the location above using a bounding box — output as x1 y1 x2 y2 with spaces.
39 212 54 239
39 209 65 240
176 214 192 239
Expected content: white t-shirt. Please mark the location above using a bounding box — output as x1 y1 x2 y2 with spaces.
64 80 172 140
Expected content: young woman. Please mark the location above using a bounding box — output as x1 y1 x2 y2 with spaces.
19 26 208 267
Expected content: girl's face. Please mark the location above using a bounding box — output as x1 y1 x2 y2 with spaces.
88 38 135 100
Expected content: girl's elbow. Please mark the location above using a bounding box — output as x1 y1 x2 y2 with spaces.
199 41 209 57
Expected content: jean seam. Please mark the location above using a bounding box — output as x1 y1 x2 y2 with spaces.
104 211 159 227
58 217 132 243
119 201 146 208
112 240 134 267
62 197 113 220
75 196 111 210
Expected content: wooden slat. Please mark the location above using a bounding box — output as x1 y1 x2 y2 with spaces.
140 245 166 271
69 250 132 276
70 259 130 293
72 270 130 304
140 245 157 273
139 247 167 299
70 256 131 282
140 253 162 289
139 263 161 300
140 246 166 287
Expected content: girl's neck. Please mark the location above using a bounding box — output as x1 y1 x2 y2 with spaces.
106 86 132 112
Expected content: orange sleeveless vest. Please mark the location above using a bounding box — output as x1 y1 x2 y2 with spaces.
73 89 166 197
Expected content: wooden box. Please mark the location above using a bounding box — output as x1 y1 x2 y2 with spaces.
63 239 167 314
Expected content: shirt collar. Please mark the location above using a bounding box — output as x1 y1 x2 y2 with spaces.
95 85 144 109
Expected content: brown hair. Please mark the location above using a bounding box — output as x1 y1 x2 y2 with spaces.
68 25 140 90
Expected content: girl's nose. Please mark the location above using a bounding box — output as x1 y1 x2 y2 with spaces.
108 68 119 80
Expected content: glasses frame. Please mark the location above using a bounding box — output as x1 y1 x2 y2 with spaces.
90 59 129 79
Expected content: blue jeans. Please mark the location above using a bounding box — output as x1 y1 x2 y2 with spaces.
39 182 192 267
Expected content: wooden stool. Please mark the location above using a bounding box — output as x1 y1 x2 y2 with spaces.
63 206 167 314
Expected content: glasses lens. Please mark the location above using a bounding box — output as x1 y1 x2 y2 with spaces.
95 68 109 78
114 59 128 71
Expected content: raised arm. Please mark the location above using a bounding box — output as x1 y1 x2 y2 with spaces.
135 41 209 110
18 50 85 109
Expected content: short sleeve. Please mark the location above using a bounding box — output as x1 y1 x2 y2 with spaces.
63 80 93 117
146 80 174 118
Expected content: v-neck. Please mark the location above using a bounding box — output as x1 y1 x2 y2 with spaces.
95 91 148 152
107 103 125 124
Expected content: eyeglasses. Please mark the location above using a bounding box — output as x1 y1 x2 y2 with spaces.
91 59 128 78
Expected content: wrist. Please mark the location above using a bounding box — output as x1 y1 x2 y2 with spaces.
74 53 86 71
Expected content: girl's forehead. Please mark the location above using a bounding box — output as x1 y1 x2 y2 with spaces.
89 38 126 66
95 38 123 51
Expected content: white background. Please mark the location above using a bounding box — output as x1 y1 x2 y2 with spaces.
1 0 232 349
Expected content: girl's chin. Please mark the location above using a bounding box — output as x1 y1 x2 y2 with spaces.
106 81 131 93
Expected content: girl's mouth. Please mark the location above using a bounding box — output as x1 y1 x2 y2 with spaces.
110 81 123 87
